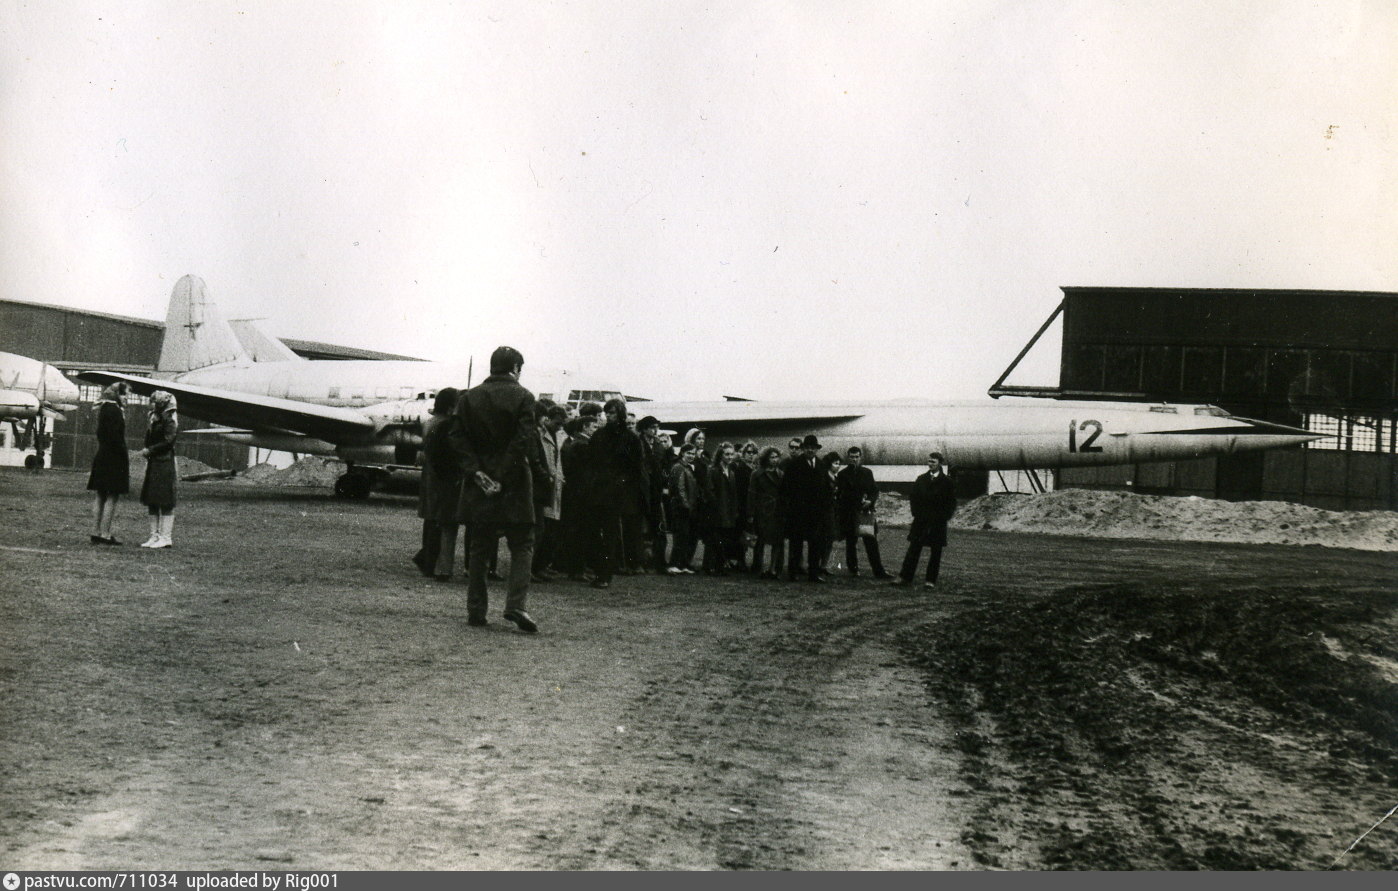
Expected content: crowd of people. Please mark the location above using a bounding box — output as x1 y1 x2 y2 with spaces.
80 346 958 635
415 346 960 634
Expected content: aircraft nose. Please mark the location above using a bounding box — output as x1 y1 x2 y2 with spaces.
1234 416 1326 444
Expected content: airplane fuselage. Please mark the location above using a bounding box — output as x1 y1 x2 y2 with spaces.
214 396 1318 472
633 398 1319 471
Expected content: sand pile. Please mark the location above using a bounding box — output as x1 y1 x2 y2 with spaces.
944 489 1398 552
127 450 221 481
230 457 343 488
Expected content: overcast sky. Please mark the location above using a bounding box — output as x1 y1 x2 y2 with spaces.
2 1 1394 401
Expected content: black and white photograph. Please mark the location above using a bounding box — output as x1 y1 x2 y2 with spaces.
1 0 1395 872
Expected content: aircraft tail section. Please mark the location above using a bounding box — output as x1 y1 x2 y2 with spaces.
157 275 252 373
228 319 303 362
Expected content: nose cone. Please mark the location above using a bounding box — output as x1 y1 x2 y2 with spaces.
1233 416 1326 448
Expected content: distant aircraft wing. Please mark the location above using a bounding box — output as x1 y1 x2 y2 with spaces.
639 400 865 428
76 370 375 442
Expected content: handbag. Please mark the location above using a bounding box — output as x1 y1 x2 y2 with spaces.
856 510 877 538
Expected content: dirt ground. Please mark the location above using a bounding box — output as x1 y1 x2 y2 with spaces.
1 468 1394 870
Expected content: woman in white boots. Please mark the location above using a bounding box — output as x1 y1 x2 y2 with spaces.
139 390 179 548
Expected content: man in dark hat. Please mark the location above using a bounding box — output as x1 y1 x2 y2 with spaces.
778 436 806 574
778 433 828 582
450 345 540 632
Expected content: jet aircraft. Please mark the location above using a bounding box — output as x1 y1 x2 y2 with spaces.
78 275 1321 496
628 397 1322 472
1 351 81 468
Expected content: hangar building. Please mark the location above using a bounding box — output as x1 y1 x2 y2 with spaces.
994 288 1397 511
0 298 419 470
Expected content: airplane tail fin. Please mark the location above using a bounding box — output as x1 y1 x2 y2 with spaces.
228 319 303 362
157 275 252 373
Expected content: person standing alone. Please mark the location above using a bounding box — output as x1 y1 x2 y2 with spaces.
893 452 957 589
450 346 540 632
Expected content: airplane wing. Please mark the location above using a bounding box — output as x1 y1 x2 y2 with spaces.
76 371 375 442
637 400 865 427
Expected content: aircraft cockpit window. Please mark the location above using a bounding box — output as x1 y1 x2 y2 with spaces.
327 386 340 399
1194 406 1230 417
1148 405 1177 414
375 386 389 399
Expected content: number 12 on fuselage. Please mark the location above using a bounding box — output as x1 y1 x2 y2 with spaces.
1068 419 1104 453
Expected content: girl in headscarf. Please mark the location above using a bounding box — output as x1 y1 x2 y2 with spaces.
87 381 130 544
139 390 180 548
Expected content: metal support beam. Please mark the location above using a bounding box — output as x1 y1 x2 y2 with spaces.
988 298 1066 399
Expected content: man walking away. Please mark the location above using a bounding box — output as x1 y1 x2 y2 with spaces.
450 346 540 632
893 452 957 589
836 446 891 578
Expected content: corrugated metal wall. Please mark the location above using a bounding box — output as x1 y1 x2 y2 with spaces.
0 301 162 366
1055 288 1397 510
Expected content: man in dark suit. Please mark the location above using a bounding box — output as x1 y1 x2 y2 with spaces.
779 434 828 582
637 415 669 573
778 436 805 575
451 345 540 632
893 452 957 589
836 446 891 578
585 397 646 589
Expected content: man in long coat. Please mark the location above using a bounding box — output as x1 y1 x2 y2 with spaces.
450 346 539 632
637 415 669 573
836 446 891 578
893 452 957 589
531 402 566 580
778 434 828 582
584 397 646 588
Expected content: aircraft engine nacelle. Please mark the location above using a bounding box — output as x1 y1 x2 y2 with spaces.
0 389 41 420
363 399 432 431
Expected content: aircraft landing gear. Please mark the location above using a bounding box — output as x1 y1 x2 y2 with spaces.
334 471 373 499
20 421 49 470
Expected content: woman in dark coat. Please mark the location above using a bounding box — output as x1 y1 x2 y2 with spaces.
87 382 130 545
747 447 784 579
815 452 843 575
703 443 741 576
414 387 461 580
139 390 179 549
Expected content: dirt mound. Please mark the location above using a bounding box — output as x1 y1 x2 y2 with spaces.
229 457 342 488
127 450 221 481
899 584 1398 870
946 489 1398 551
